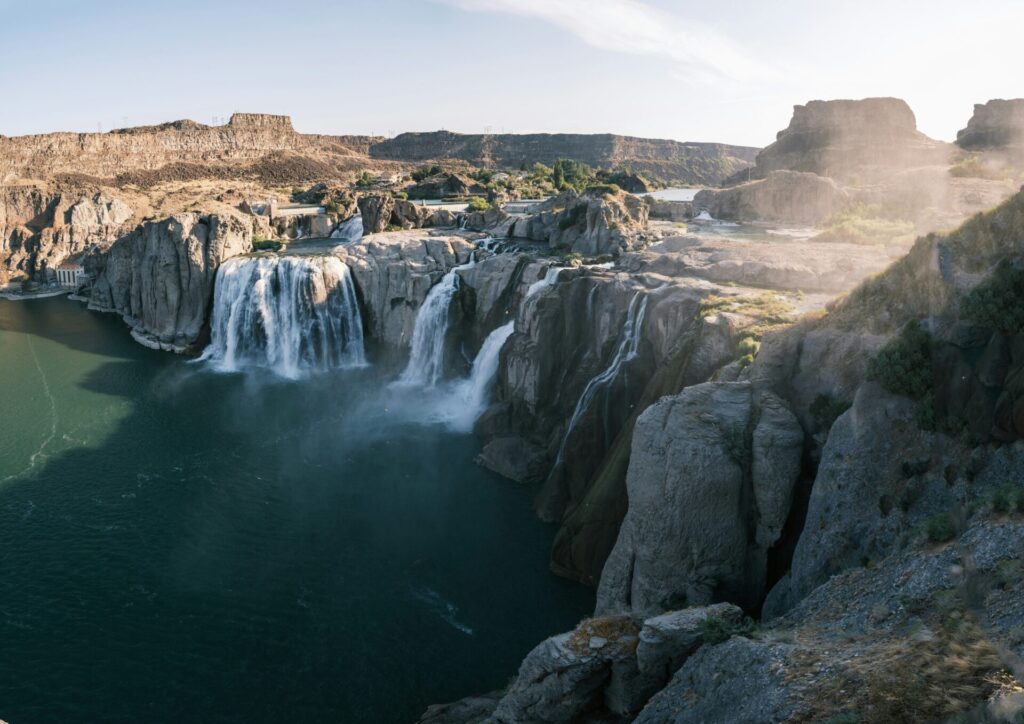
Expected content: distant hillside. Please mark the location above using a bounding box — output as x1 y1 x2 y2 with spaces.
370 131 759 185
0 114 757 187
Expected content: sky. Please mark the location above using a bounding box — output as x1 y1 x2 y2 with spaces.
0 0 1021 147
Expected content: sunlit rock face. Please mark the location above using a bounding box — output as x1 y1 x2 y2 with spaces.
87 211 251 351
754 97 952 183
1 184 134 282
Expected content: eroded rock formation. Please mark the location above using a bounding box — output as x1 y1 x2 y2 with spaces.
87 211 251 351
1 182 134 282
754 97 952 183
597 382 803 614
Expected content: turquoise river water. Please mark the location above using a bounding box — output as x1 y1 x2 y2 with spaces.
0 297 592 723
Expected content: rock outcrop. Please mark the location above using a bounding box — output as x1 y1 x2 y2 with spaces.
87 211 251 351
693 170 849 225
956 99 1024 153
335 231 475 364
507 188 650 256
754 98 952 184
1 183 134 282
597 382 803 614
357 195 395 234
422 603 744 724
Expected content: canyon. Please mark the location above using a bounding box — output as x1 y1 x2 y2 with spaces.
4 96 1024 722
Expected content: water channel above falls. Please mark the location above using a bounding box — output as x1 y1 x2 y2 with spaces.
0 297 592 724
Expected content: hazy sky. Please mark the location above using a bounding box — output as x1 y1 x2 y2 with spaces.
1 0 1020 147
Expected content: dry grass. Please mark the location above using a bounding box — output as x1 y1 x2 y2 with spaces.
800 613 1008 723
564 616 641 656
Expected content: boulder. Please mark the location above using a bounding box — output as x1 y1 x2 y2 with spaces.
486 604 743 723
475 436 547 484
597 382 803 615
357 194 395 234
635 637 798 723
391 199 433 229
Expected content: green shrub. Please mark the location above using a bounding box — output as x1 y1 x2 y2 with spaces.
557 204 586 230
552 158 594 191
867 322 934 399
393 191 409 200
465 196 490 212
697 614 756 645
925 512 956 543
991 487 1011 514
815 204 915 245
736 336 760 358
949 155 1006 180
1013 488 1024 514
959 261 1024 334
411 164 444 182
584 183 621 197
355 171 375 188
810 393 851 429
252 238 281 252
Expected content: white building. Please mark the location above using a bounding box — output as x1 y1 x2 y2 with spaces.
56 259 85 288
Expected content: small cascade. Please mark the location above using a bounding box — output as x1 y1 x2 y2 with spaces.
200 255 366 378
397 257 475 386
459 322 514 414
331 215 363 242
553 291 648 467
526 266 563 298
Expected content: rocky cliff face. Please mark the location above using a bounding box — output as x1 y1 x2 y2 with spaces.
87 211 251 351
597 382 803 615
957 99 1024 152
1 182 134 283
754 98 952 183
0 113 379 183
423 169 1024 724
370 131 759 185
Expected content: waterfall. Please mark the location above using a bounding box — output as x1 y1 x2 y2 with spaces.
553 291 648 467
458 322 514 414
200 255 366 378
526 266 562 298
331 215 363 242
396 257 475 387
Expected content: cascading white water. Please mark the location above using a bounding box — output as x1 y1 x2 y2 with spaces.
460 321 514 410
441 321 515 431
331 215 363 242
200 255 366 378
553 291 648 467
526 266 564 298
396 257 475 387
